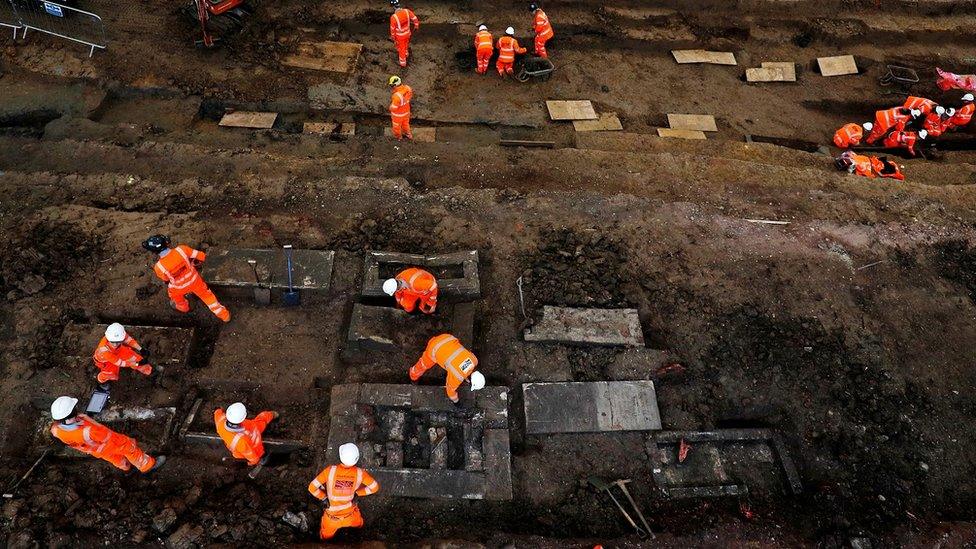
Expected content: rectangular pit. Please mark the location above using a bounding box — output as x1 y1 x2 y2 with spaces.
523 306 645 347
523 381 662 434
360 250 480 300
346 302 475 355
60 323 195 366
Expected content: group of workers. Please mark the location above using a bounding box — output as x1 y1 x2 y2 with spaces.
47 236 483 540
832 92 975 179
386 1 555 139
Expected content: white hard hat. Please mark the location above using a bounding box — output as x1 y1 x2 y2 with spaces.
51 396 78 420
935 105 946 115
469 371 486 391
506 26 515 35
478 24 487 31
918 129 928 139
948 108 957 116
226 402 247 424
105 322 126 343
964 93 975 102
382 278 398 296
339 443 360 466
910 109 921 118
862 122 873 131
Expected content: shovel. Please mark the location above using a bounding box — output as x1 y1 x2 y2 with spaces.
281 245 301 307
248 259 271 306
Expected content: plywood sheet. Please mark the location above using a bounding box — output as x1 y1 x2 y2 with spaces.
384 126 436 142
545 100 598 121
282 40 363 73
746 65 797 82
817 55 858 77
667 113 718 132
657 128 707 140
572 112 623 132
303 122 356 136
672 49 737 66
218 111 277 129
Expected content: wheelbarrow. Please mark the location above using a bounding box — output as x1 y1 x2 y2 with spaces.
879 65 919 89
516 56 555 83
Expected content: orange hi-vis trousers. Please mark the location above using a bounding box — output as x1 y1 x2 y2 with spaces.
168 278 229 321
410 334 477 402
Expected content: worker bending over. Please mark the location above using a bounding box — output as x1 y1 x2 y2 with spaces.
835 151 904 181
529 3 554 58
309 443 380 540
388 76 413 140
948 93 975 129
474 24 494 75
144 235 230 322
832 122 872 148
389 0 419 67
214 402 278 467
410 333 486 403
883 129 926 157
496 27 526 78
903 96 938 116
383 267 437 313
865 107 919 144
93 322 151 386
50 396 165 473
923 106 952 138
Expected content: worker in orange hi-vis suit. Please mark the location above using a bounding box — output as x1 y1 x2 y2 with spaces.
529 3 554 58
883 129 926 157
383 267 438 314
832 122 873 148
496 27 527 78
49 396 165 473
214 402 278 466
389 0 419 67
388 75 413 140
474 24 494 75
410 334 486 403
92 322 152 386
865 107 919 144
903 96 938 116
309 443 380 540
143 235 230 322
948 93 976 129
923 106 952 138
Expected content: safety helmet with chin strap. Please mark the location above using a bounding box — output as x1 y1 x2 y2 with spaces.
142 234 170 254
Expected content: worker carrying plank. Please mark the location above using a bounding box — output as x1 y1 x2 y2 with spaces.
388 75 413 140
865 107 920 144
410 334 486 403
832 122 873 148
389 0 419 68
308 443 380 540
92 323 152 387
214 403 278 467
496 27 527 78
49 396 165 473
529 3 554 59
474 24 494 75
143 235 230 322
835 151 904 180
383 267 438 313
882 129 926 157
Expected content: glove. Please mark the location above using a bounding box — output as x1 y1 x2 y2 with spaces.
138 348 152 359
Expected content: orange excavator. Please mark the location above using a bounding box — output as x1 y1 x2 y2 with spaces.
186 0 251 47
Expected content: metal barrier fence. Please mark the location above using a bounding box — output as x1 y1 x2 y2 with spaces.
4 0 106 56
0 0 21 39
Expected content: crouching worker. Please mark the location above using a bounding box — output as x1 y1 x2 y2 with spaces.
214 402 278 467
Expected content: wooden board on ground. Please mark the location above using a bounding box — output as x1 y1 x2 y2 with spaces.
282 40 363 73
667 113 718 132
817 55 858 77
746 62 797 82
546 100 598 121
218 111 278 129
671 49 737 66
384 126 436 142
657 128 707 140
573 113 623 132
303 122 356 136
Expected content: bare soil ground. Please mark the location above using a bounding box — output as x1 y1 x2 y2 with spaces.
2 0 976 546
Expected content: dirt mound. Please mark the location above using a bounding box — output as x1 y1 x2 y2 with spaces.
933 239 976 302
327 210 437 252
0 220 102 299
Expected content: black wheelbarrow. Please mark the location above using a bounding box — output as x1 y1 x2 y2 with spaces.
516 56 555 83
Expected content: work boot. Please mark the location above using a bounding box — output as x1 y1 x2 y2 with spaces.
258 453 271 466
97 382 111 392
147 455 167 473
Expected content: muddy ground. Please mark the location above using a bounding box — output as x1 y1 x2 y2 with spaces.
2 0 976 546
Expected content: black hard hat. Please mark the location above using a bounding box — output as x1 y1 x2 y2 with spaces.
529 3 539 10
142 234 170 253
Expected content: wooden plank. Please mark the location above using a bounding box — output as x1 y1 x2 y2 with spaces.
545 100 598 121
671 49 737 66
303 122 355 136
657 128 706 140
219 111 278 129
499 139 555 148
746 65 796 83
817 55 858 77
667 113 718 132
281 40 362 73
572 112 623 132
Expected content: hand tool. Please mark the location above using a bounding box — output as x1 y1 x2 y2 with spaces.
588 476 647 539
281 245 301 307
248 259 271 306
613 479 654 538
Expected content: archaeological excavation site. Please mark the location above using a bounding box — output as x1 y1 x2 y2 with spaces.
3 0 976 546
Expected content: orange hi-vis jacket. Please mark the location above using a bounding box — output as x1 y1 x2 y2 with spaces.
474 29 493 52
93 334 143 378
51 415 116 457
390 84 412 120
214 408 275 465
309 464 379 514
153 245 204 291
833 123 864 148
950 103 975 128
394 267 437 312
923 111 950 137
496 36 526 63
883 130 919 155
903 96 937 115
868 107 912 142
534 9 554 40
390 7 419 39
410 334 478 401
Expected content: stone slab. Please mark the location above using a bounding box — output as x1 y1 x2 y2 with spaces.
657 128 707 140
667 113 718 132
573 113 623 132
361 250 480 299
545 100 598 121
218 111 278 129
746 62 797 82
523 306 644 347
482 428 513 500
384 126 437 142
206 248 334 292
817 55 858 77
303 122 356 136
523 381 661 434
281 40 362 73
60 323 194 366
671 49 737 66
371 468 487 499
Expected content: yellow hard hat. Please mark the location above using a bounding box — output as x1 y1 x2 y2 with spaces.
388 75 401 86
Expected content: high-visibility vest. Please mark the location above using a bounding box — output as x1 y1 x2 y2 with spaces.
425 334 477 386
534 9 554 39
390 8 417 38
396 268 436 296
214 409 263 462
50 416 115 457
390 85 412 120
474 30 493 52
93 335 140 370
903 96 936 115
153 245 203 290
923 112 948 137
309 465 379 514
833 123 862 148
850 154 876 178
874 108 911 134
497 36 521 63
950 103 975 127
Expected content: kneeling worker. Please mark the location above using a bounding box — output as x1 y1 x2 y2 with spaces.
383 267 438 313
214 402 278 467
410 333 486 403
92 322 152 387
309 443 380 540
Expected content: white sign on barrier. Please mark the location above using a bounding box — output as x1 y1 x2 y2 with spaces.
42 2 63 17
